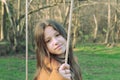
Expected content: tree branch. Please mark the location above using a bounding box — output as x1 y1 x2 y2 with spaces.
17 3 58 25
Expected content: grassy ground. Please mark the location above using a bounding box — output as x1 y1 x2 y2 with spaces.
74 44 120 80
0 44 120 80
0 57 26 80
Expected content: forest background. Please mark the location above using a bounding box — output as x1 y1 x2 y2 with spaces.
0 0 120 80
0 0 120 54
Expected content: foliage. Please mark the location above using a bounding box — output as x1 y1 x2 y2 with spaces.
0 0 120 54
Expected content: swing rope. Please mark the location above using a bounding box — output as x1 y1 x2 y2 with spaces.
25 0 73 79
65 0 74 64
25 0 28 80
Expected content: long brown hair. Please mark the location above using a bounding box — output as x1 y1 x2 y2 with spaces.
34 19 82 80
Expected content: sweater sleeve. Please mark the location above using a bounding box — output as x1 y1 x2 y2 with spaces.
49 69 69 80
37 68 69 80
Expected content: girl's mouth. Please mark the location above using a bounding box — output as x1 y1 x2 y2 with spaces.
55 45 62 50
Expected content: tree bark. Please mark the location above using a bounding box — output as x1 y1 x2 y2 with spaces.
17 0 20 31
110 0 118 46
104 0 111 44
93 14 98 43
0 1 4 41
115 0 120 43
72 25 78 48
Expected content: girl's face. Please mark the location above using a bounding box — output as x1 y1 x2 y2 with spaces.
44 26 67 55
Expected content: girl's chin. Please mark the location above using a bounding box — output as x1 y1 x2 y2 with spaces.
56 51 65 55
51 50 65 55
57 53 65 57
57 50 66 54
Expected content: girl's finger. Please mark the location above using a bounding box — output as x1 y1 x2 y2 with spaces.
59 63 70 70
65 69 70 74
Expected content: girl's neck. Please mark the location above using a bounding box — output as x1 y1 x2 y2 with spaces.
51 53 65 63
58 53 65 59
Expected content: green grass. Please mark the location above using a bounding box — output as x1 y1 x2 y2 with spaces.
0 44 120 80
0 56 36 80
0 57 25 80
74 44 120 80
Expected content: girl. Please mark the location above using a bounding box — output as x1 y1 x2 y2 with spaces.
34 19 82 80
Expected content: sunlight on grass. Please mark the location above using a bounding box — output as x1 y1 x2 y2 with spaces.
74 44 120 55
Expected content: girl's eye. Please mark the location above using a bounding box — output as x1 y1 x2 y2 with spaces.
45 39 50 43
56 33 60 37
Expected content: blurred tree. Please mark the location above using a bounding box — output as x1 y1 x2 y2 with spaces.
0 1 4 40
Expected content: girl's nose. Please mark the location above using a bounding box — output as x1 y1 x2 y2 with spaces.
52 38 58 45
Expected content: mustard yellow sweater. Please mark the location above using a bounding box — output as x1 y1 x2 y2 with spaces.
37 57 69 80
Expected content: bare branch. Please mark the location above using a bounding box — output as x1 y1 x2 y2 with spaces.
18 3 58 25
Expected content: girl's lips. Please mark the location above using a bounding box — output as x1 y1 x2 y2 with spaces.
55 45 62 50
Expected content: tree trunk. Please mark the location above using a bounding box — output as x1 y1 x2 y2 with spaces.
93 14 98 43
0 1 4 41
104 0 111 44
3 0 17 52
110 0 118 46
63 6 70 26
17 0 20 31
116 27 120 42
115 0 120 43
72 25 78 48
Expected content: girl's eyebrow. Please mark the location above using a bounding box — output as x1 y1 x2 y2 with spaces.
54 30 59 34
44 30 59 40
45 36 50 41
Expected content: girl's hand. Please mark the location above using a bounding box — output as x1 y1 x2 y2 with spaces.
58 63 71 80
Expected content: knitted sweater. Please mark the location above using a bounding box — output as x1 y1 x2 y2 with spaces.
37 57 69 80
